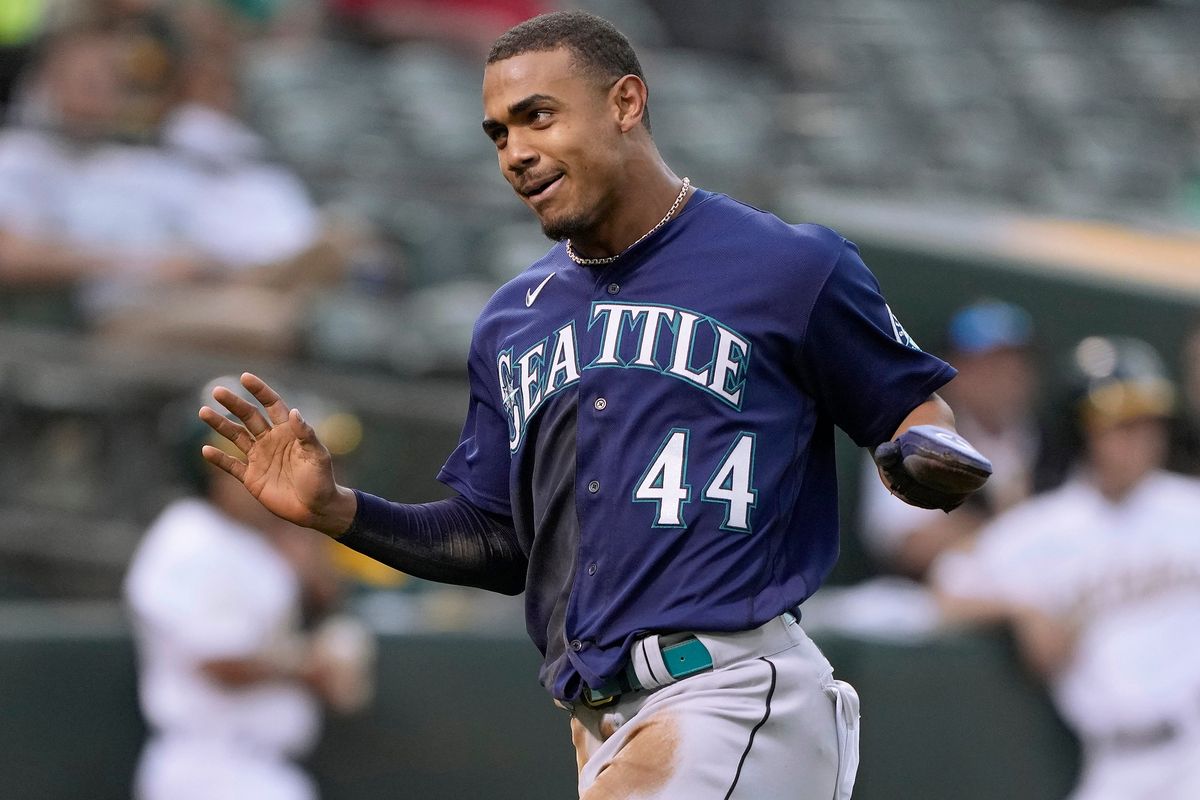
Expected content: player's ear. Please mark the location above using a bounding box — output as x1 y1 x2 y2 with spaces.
610 74 647 134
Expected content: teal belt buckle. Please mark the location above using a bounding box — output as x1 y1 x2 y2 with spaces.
584 666 638 708
661 637 713 680
584 676 621 708
583 636 713 708
584 685 618 708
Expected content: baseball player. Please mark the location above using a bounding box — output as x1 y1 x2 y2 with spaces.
197 11 990 798
126 378 373 800
934 337 1200 800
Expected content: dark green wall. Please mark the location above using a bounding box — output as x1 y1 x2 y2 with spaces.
0 613 1076 800
863 242 1200 385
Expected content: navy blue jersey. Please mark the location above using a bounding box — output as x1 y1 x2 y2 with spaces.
438 189 955 701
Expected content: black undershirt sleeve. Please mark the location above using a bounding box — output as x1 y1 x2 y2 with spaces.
337 490 527 595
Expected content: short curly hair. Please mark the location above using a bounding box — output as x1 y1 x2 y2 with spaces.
487 11 651 132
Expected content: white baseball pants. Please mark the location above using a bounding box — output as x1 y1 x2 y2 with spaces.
568 614 860 799
1070 726 1200 800
134 736 317 800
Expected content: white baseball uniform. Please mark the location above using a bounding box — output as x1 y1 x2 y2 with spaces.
932 470 1200 800
124 498 321 800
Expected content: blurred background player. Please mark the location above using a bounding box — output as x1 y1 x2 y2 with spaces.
932 336 1200 800
860 299 1048 579
124 376 375 800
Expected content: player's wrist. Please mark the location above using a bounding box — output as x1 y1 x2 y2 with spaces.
315 485 359 539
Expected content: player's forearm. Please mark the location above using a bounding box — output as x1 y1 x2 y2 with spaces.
202 652 313 687
201 641 331 692
935 591 1019 626
0 230 107 285
873 394 990 511
1009 606 1077 679
893 509 987 579
936 593 1076 679
336 492 527 595
890 393 955 439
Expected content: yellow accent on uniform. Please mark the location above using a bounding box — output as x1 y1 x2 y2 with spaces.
1080 379 1175 432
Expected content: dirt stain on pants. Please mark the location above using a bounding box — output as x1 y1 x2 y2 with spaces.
574 713 680 800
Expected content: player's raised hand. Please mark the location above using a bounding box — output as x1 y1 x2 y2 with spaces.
199 373 357 536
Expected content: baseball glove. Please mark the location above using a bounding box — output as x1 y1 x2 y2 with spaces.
872 424 993 512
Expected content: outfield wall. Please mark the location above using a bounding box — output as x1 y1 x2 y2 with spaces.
0 603 1075 800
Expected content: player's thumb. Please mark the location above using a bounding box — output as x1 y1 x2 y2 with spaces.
871 440 902 469
290 407 320 446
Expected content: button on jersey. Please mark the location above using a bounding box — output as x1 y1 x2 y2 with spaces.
438 190 956 701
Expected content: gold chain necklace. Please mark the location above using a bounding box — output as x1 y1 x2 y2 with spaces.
565 178 691 266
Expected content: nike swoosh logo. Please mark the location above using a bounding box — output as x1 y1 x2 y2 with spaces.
525 272 555 307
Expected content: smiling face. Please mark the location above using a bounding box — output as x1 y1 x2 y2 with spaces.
482 48 634 242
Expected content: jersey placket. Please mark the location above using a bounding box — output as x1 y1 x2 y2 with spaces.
562 263 630 673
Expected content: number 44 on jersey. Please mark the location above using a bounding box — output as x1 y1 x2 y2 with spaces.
633 430 758 532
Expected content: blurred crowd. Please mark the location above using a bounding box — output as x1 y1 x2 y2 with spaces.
0 0 334 353
0 0 555 361
0 0 1197 364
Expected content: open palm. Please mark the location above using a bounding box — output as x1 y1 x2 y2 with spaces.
199 373 355 535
